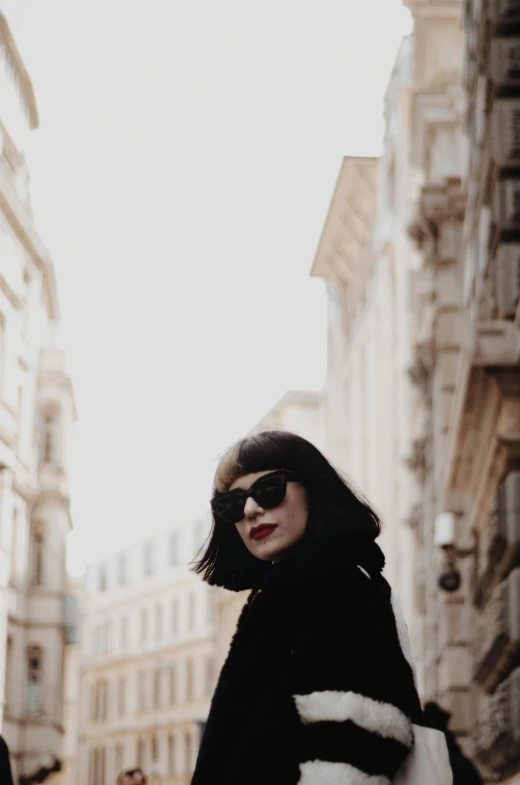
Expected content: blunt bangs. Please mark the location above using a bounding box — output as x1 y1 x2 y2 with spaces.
192 430 382 591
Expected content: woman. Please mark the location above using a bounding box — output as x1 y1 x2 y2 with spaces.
0 735 14 785
192 430 422 785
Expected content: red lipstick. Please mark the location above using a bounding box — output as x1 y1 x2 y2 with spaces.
250 524 278 541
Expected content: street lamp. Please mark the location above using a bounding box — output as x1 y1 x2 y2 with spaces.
435 511 476 593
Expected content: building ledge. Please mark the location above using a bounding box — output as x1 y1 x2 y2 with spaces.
0 163 59 323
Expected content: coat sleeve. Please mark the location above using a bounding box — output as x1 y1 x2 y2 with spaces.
288 569 421 785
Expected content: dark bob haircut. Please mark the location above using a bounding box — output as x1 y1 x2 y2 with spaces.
192 430 381 591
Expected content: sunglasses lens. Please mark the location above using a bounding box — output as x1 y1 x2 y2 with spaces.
211 495 245 524
252 473 285 509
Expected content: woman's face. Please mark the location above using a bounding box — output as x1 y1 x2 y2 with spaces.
229 469 309 562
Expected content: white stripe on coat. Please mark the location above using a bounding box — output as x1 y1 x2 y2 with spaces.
293 690 413 749
298 760 391 785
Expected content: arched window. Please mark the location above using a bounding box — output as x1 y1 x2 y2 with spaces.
31 524 44 586
27 645 43 715
40 408 60 466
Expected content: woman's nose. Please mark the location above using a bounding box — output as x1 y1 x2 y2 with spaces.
244 495 263 518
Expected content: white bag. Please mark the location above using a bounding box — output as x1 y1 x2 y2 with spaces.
394 724 453 785
389 591 453 785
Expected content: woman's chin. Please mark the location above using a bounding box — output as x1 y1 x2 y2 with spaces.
249 538 293 562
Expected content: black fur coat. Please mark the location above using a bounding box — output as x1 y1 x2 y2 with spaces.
192 536 423 785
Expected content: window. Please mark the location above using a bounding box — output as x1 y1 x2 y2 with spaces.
41 409 59 465
90 684 97 721
140 609 149 644
106 621 112 654
0 314 5 396
120 615 128 650
169 665 176 705
205 656 215 697
10 508 18 583
185 730 193 775
137 671 146 712
171 599 179 636
143 542 155 576
206 590 216 625
31 525 44 586
153 668 161 709
151 735 159 764
193 521 205 554
89 747 106 785
5 637 13 712
188 593 196 631
98 563 108 593
155 603 163 639
21 269 31 340
92 626 100 657
168 735 176 776
118 676 126 717
27 645 43 716
17 384 23 455
91 682 103 722
99 623 108 656
169 532 180 565
186 658 195 702
117 554 127 585
115 743 124 776
96 680 109 721
137 738 145 768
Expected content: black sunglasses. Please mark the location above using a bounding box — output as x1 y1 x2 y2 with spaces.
211 469 302 524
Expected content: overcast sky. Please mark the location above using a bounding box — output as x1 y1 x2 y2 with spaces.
1 0 411 574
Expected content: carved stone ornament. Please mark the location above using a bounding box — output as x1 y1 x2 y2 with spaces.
407 218 438 264
405 437 428 481
474 567 520 693
408 341 434 402
474 666 520 774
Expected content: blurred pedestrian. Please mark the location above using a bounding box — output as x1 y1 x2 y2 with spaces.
423 702 483 785
117 768 147 785
0 735 14 785
191 430 423 785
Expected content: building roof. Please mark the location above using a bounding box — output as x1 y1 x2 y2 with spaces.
0 12 39 129
249 389 323 434
310 157 377 282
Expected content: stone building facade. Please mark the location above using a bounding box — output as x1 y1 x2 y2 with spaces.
0 10 76 784
314 0 520 779
78 520 217 785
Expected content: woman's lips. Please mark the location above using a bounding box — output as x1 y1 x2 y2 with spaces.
251 525 278 540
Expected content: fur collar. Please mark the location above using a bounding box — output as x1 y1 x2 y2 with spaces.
260 533 386 590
